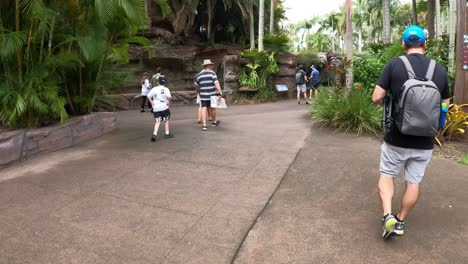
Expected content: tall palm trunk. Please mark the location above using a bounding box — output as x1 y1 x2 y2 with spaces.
435 0 441 37
448 0 456 74
258 0 265 51
412 0 418 24
269 0 274 34
427 0 435 38
15 0 23 83
345 0 353 90
382 0 391 44
249 0 255 50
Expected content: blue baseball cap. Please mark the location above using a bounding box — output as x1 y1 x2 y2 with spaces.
403 25 426 43
158 75 167 84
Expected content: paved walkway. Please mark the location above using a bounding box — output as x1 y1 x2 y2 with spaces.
1 100 467 264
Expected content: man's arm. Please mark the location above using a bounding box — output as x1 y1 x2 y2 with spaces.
442 98 450 106
215 82 222 96
372 85 387 105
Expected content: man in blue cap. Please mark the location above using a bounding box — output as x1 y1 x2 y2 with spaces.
372 25 451 239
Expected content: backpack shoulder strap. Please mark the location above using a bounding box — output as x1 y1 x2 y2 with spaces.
399 56 416 79
425 59 436 81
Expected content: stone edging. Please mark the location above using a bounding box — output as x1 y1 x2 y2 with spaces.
0 112 117 170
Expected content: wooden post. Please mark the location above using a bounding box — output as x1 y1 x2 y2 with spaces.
454 0 468 106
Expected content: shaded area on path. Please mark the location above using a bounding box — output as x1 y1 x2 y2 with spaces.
234 123 468 264
0 101 310 264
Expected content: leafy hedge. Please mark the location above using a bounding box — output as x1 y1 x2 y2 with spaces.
311 89 382 135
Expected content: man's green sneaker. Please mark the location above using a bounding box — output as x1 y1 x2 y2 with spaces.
382 213 397 239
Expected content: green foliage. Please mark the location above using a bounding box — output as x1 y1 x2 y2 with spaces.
240 50 268 65
296 50 321 68
311 89 383 135
266 53 279 74
458 154 468 166
0 69 68 128
353 54 385 92
263 34 290 52
436 103 468 145
0 0 150 128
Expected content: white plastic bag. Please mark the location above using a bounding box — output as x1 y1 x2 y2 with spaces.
210 96 227 109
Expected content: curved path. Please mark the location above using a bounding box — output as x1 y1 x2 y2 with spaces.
1 100 467 264
0 101 310 264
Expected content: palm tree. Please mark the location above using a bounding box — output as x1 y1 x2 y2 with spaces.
427 0 435 38
345 0 353 90
258 0 265 51
382 0 391 43
448 0 456 73
249 0 255 50
269 0 275 34
411 0 418 24
435 0 441 37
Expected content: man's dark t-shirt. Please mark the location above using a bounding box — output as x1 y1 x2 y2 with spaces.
377 53 451 150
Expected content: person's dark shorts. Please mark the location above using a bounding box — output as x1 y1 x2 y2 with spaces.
153 109 171 122
201 100 211 108
310 80 319 89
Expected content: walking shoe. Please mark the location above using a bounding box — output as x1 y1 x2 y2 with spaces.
151 135 157 142
164 133 174 139
140 109 145 113
211 121 221 127
298 101 301 104
394 220 405 236
202 126 207 131
382 213 397 239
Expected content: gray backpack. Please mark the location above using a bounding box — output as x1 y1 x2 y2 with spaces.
296 70 305 85
394 56 441 137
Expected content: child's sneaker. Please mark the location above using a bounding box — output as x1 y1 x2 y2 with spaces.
394 220 405 236
151 135 157 142
202 126 207 131
211 121 220 127
382 213 397 239
141 108 145 113
164 133 174 139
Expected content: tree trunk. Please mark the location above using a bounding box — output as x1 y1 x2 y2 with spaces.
454 0 468 105
435 0 441 37
269 0 274 34
345 0 353 90
427 0 435 38
412 0 418 25
249 0 255 50
358 28 362 52
258 0 265 51
382 0 391 44
15 0 22 83
448 0 457 74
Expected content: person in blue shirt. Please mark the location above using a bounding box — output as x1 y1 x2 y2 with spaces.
308 65 320 99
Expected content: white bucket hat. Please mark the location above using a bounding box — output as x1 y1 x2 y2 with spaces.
202 59 214 66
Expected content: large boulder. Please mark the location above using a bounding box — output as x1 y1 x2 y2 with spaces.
277 52 297 67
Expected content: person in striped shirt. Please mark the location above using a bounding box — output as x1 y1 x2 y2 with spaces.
194 59 223 131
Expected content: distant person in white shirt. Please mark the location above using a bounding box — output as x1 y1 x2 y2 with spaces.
140 72 152 112
147 76 173 141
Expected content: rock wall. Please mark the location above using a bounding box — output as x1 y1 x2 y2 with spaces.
0 113 117 170
276 52 298 98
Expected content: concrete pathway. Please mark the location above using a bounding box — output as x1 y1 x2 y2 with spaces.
0 100 311 264
1 100 467 264
233 119 468 264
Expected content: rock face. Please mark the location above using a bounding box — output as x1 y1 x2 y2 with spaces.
276 52 298 98
0 113 117 170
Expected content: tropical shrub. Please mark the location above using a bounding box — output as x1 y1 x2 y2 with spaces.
353 54 385 92
311 88 382 135
0 0 150 128
264 34 291 52
436 103 468 145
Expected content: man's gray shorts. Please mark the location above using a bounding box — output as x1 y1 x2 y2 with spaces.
380 142 433 184
297 84 306 93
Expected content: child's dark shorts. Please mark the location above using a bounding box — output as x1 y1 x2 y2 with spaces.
153 109 171 122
